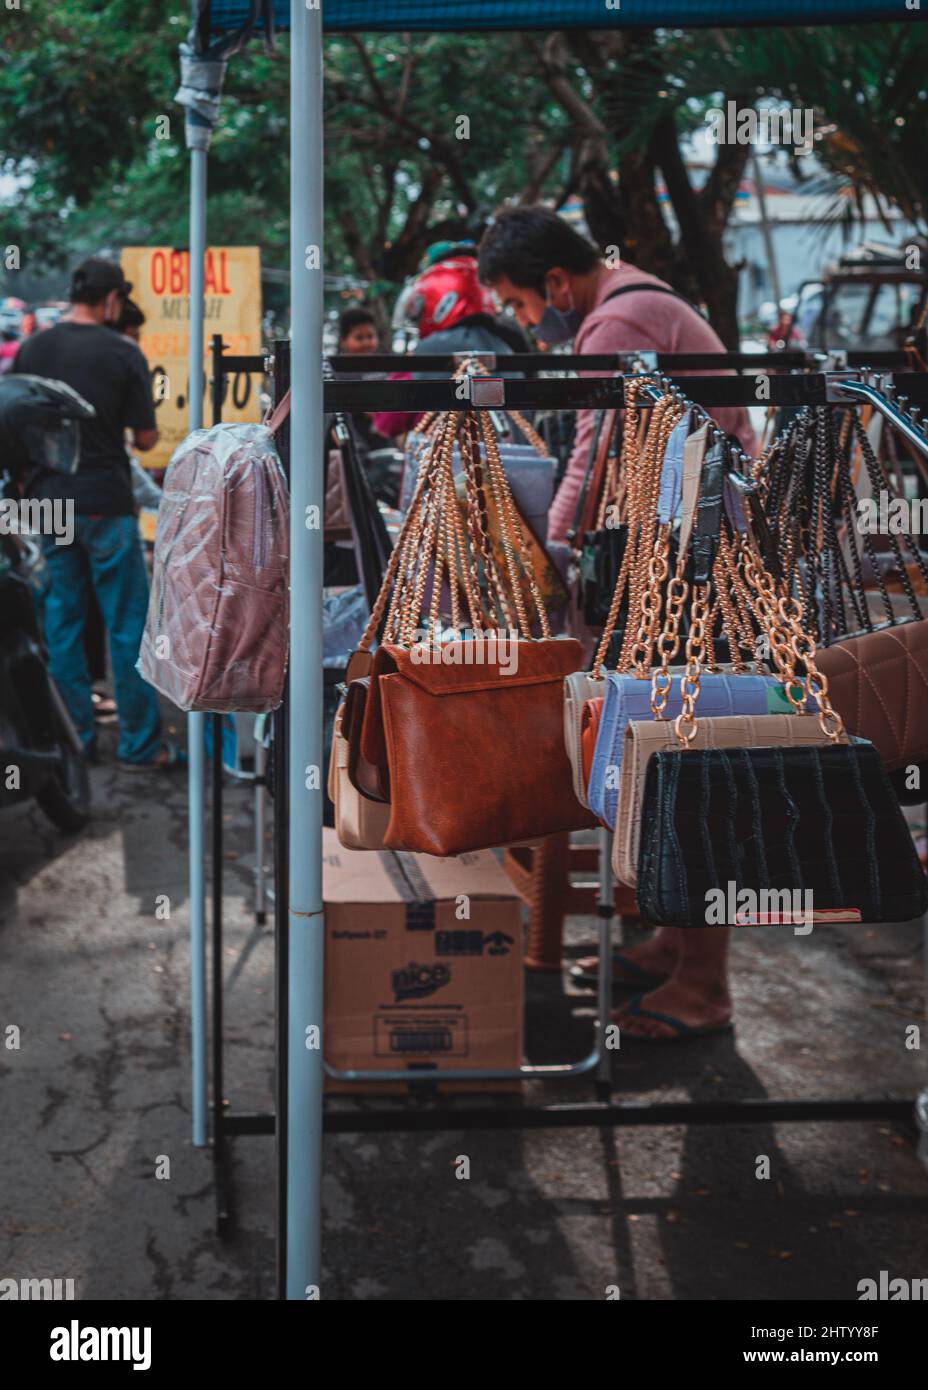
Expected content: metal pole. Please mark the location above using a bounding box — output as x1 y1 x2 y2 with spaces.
272 337 291 1301
596 826 614 1087
287 0 324 1300
188 145 208 1148
254 725 268 923
749 148 782 311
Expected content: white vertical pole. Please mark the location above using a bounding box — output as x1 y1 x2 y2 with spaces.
750 148 781 312
188 146 208 1148
286 0 325 1298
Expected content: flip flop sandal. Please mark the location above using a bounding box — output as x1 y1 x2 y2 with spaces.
613 997 735 1044
568 952 669 992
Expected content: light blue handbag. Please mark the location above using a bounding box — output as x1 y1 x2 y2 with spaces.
587 669 787 830
584 405 809 829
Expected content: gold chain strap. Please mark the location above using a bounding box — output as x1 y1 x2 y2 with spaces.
740 540 845 741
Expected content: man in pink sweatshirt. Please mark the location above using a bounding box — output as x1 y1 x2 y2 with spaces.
478 204 754 542
478 206 744 1043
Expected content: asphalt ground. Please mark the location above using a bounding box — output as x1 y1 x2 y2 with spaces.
2 714 928 1302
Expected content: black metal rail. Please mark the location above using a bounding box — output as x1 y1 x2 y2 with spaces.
325 345 926 374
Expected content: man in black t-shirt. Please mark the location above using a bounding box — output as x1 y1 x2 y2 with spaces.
13 257 170 769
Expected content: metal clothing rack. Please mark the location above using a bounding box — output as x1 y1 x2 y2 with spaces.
325 370 928 414
326 343 927 376
202 336 928 1280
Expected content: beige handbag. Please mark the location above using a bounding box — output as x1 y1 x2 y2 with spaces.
329 704 391 850
612 713 847 886
564 670 606 807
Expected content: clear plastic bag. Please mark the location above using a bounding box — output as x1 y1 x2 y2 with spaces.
323 585 368 668
138 423 289 713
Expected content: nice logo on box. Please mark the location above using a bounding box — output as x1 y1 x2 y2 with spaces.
392 962 451 1002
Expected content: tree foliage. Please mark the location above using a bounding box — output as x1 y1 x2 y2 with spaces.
2 5 925 344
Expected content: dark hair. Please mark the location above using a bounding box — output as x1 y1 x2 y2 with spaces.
116 298 145 331
70 256 131 306
339 306 376 340
478 206 600 294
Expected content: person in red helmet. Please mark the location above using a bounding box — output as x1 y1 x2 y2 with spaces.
374 244 528 439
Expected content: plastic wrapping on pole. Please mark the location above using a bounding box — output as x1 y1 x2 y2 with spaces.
286 0 324 1299
187 147 208 1148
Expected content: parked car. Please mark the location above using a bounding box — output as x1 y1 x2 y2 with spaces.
785 241 927 352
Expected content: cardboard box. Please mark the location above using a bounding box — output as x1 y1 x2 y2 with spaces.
323 829 524 1093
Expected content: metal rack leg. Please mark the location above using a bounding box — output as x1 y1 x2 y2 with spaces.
254 727 268 925
274 693 289 1298
211 712 229 1238
595 827 614 1099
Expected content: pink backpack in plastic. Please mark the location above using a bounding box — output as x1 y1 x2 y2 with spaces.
138 422 289 713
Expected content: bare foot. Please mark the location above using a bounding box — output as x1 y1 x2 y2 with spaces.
612 976 733 1040
572 932 681 987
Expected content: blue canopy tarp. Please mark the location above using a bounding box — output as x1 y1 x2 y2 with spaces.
204 0 920 35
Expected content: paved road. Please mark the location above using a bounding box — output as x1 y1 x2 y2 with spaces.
2 722 927 1301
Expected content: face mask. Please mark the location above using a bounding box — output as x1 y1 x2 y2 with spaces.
533 303 582 347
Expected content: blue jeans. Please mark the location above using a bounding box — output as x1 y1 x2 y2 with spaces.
42 516 161 764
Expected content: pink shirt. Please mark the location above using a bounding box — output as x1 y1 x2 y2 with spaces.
548 264 756 542
373 371 419 438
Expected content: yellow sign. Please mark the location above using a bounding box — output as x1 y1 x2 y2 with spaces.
121 246 263 470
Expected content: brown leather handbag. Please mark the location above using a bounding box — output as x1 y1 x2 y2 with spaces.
381 637 593 855
346 399 595 855
342 676 388 803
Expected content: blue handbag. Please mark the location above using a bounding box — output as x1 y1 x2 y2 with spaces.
587 669 788 830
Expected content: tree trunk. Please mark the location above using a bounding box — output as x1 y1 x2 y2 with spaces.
575 148 625 255
617 147 676 284
650 111 742 348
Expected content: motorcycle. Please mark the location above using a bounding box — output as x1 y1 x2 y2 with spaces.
0 374 95 831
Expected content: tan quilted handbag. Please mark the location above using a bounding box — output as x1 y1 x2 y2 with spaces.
814 619 928 772
612 713 847 887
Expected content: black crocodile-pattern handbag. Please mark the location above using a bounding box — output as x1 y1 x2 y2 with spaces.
637 739 928 927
